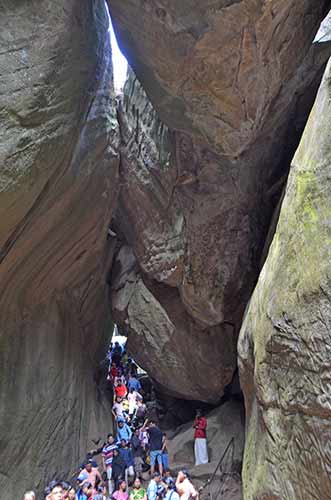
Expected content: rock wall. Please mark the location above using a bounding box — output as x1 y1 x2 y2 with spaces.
108 2 331 402
2 0 331 497
0 0 118 496
238 60 331 499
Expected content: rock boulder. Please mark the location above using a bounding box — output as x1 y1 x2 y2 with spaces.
0 0 119 496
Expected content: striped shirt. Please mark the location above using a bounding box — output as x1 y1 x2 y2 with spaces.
102 443 118 467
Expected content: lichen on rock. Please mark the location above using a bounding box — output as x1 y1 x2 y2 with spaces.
238 59 331 500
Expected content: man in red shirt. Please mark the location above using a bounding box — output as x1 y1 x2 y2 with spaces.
114 379 128 399
193 409 209 465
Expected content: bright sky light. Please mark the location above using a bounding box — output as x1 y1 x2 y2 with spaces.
108 16 128 92
314 10 331 43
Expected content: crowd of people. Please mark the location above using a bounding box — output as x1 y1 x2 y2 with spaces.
23 342 204 500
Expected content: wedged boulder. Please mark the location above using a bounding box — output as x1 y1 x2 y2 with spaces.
238 59 331 499
108 0 330 157
112 75 248 402
111 249 236 402
109 2 331 403
111 27 330 399
0 0 119 497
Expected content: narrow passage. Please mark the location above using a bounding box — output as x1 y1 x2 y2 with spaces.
24 339 208 500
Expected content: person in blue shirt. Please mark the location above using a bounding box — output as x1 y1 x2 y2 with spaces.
127 374 142 393
119 439 135 485
117 419 132 443
147 472 161 500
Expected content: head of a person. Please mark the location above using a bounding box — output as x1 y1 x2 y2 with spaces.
196 409 202 418
116 396 122 403
23 492 36 500
98 484 107 495
121 439 127 448
117 379 123 386
62 482 71 497
113 448 119 458
44 485 51 499
107 433 114 444
152 472 161 483
85 461 93 472
82 483 93 496
112 362 116 367
118 420 124 428
134 428 140 436
49 481 64 500
68 488 76 500
165 478 175 490
133 477 141 490
119 480 127 491
115 342 120 347
178 469 189 482
149 420 156 428
164 470 171 478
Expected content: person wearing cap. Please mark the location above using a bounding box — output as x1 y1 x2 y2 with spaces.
175 470 199 500
192 410 208 466
147 472 161 500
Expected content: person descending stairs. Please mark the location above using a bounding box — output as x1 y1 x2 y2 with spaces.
28 339 202 500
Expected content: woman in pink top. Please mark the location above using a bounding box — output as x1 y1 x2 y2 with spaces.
176 470 199 500
113 480 129 500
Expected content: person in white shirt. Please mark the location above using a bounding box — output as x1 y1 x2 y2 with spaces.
23 493 36 500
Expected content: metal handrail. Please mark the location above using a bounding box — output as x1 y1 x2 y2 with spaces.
199 437 235 500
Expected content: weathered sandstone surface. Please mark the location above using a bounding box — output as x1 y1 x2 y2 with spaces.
0 0 118 496
108 0 330 157
108 1 331 402
238 59 331 500
2 0 331 497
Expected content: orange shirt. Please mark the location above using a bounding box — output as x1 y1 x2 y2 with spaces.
115 384 127 398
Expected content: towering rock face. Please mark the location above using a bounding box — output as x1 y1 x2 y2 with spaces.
238 60 331 499
108 0 330 156
109 1 331 402
0 0 118 496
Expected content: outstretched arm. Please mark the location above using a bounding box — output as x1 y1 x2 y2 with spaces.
141 418 149 431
